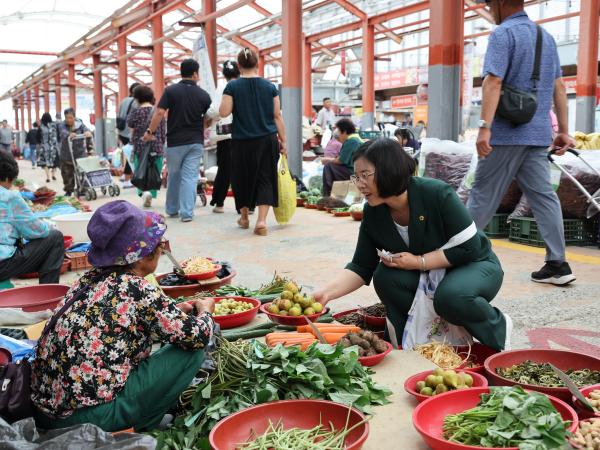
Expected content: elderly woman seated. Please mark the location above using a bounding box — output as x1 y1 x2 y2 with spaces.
0 150 64 284
31 200 215 432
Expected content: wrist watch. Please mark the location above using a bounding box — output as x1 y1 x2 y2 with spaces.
478 120 491 129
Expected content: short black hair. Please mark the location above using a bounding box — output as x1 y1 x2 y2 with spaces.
222 60 240 81
0 150 18 182
133 85 155 104
33 121 39 127
352 138 416 198
335 118 356 135
394 128 415 141
129 82 141 96
1 119 7 123
181 58 200 78
64 108 76 118
323 97 331 102
41 112 53 125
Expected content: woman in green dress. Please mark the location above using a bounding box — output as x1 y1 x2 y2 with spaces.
313 138 511 351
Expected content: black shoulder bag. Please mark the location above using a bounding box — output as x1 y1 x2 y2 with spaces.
0 290 83 422
495 25 543 126
116 98 134 131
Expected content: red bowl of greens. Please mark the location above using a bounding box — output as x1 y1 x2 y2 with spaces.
413 386 578 450
209 399 369 450
484 349 600 403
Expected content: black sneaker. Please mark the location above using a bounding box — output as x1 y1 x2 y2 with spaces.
531 261 576 286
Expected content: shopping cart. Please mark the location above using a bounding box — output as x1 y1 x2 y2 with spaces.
69 134 121 201
548 147 600 218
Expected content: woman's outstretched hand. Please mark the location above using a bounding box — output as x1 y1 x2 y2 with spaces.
312 289 330 306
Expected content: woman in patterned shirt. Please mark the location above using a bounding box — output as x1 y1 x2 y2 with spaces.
31 200 215 432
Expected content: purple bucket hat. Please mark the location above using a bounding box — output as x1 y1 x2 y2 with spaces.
87 200 167 267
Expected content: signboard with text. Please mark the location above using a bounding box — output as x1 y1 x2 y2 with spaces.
390 95 417 110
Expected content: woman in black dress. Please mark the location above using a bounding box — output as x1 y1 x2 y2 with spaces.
219 48 287 236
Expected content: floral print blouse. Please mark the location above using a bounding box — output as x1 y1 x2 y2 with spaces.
31 269 214 418
127 106 166 156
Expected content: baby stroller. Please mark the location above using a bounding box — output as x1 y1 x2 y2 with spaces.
69 135 121 201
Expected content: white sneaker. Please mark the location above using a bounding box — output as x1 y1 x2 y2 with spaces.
502 313 513 351
142 192 152 208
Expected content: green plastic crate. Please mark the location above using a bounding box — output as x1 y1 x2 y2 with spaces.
509 217 596 247
484 214 510 238
358 130 382 140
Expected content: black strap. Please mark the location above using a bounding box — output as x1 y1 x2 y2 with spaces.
531 25 543 87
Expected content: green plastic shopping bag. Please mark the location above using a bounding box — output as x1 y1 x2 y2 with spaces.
273 155 297 224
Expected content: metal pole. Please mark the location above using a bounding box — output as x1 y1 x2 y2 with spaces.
282 0 303 177
26 90 32 130
55 73 62 119
34 85 40 123
575 0 599 133
42 80 50 113
117 34 129 103
361 22 375 130
92 54 106 157
258 54 265 77
304 39 313 118
14 104 19 131
68 63 77 110
427 0 463 141
20 97 25 132
152 14 165 101
203 0 217 83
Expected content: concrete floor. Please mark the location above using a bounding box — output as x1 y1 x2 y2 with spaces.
13 160 600 354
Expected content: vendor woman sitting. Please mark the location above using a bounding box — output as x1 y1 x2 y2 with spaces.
313 138 511 351
0 150 64 284
31 200 215 432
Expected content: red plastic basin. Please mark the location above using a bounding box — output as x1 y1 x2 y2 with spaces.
211 297 261 330
260 302 329 326
63 235 74 249
358 341 393 367
0 284 70 312
572 383 600 420
413 386 578 450
18 258 70 279
404 369 489 404
484 349 600 403
209 400 369 450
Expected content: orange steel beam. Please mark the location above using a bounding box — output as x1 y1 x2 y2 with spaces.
203 0 217 83
34 85 40 123
54 73 62 118
577 0 600 97
92 54 104 119
304 39 313 117
20 97 25 131
249 2 281 24
362 22 375 122
258 53 265 77
282 0 302 89
42 80 50 112
0 49 59 56
152 13 164 101
68 63 76 109
217 24 259 52
14 104 19 130
117 34 128 104
26 90 32 129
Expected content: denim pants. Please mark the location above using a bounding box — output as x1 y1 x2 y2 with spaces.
165 143 203 219
29 144 37 167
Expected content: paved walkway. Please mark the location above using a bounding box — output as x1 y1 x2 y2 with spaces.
13 160 600 354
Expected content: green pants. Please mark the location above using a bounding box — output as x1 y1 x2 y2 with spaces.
35 345 204 432
133 153 164 199
373 256 506 350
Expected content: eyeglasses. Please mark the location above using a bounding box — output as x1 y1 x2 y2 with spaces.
350 171 375 185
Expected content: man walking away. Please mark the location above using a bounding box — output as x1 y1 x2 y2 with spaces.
0 120 14 155
25 122 40 168
144 59 212 223
469 0 576 286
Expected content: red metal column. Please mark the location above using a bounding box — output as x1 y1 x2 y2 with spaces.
55 73 62 119
117 34 129 103
427 0 463 140
26 90 32 129
152 14 165 100
258 54 265 77
34 85 40 123
68 63 77 109
304 39 313 117
14 104 19 131
575 0 600 133
282 0 303 176
42 80 50 113
20 97 25 132
361 22 375 129
203 0 217 83
93 54 106 156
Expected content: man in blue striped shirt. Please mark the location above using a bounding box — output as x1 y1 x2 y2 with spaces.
469 0 576 286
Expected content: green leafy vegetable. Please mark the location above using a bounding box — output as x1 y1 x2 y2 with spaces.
496 360 600 388
443 386 571 449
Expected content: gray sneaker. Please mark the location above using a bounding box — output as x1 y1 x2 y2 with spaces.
181 217 193 223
